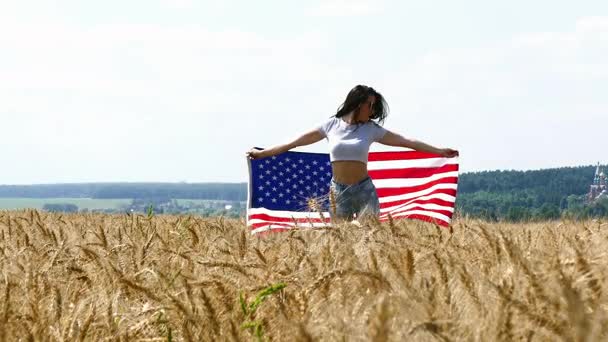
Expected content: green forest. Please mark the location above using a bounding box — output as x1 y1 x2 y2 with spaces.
1 163 606 221
455 164 608 221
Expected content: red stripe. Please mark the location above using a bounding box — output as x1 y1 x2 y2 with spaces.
376 178 458 198
380 196 455 210
385 206 453 219
380 213 449 227
369 164 459 180
368 151 444 161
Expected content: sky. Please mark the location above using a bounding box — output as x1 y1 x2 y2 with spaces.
1 1 607 184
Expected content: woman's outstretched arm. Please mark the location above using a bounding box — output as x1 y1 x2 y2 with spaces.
378 131 459 158
246 129 325 160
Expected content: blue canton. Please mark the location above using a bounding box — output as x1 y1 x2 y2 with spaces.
250 150 332 212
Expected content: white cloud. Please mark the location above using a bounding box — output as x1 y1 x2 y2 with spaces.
307 0 383 17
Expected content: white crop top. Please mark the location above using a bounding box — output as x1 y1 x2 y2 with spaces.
317 117 388 163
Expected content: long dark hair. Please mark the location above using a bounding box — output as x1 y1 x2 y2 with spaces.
334 85 389 125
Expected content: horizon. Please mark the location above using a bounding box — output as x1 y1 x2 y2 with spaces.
1 161 605 186
2 1 607 184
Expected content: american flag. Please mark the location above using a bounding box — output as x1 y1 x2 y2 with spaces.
247 148 459 234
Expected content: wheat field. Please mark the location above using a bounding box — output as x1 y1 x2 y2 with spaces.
0 210 606 341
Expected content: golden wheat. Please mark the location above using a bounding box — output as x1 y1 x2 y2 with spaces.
0 209 606 340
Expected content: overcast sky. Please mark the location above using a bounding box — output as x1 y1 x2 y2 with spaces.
2 1 607 184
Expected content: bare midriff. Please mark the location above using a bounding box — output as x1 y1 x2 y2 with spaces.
331 160 369 185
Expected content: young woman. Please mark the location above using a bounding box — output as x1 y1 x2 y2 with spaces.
246 85 459 222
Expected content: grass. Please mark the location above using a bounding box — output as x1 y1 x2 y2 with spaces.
0 210 606 341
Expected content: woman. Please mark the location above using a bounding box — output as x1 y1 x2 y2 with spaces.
246 85 459 222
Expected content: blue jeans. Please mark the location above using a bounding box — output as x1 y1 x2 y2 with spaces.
329 176 380 221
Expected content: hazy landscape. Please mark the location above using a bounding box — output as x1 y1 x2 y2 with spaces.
1 163 606 221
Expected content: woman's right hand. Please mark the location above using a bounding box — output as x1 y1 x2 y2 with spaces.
246 148 266 160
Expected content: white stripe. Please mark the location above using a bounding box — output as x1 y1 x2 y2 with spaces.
381 202 455 215
372 171 459 188
378 183 458 203
381 192 455 206
368 159 456 171
383 209 451 224
247 207 330 219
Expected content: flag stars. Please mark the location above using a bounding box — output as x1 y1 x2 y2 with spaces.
265 170 271 175
265 181 270 186
258 186 264 191
265 160 270 164
306 176 311 180
258 197 264 202
313 171 318 176
278 193 284 198
265 192 270 197
305 165 310 169
312 161 318 165
272 176 277 180
279 182 284 187
272 198 277 203
258 164 264 169
272 187 277 192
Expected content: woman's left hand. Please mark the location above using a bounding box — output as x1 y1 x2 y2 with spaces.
439 148 459 158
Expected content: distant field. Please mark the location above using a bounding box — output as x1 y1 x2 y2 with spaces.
0 198 245 210
0 198 132 210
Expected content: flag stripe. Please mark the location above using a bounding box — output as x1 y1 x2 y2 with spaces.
381 196 455 212
368 151 444 161
376 178 459 197
372 171 459 188
380 213 450 226
368 163 459 179
368 158 454 171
